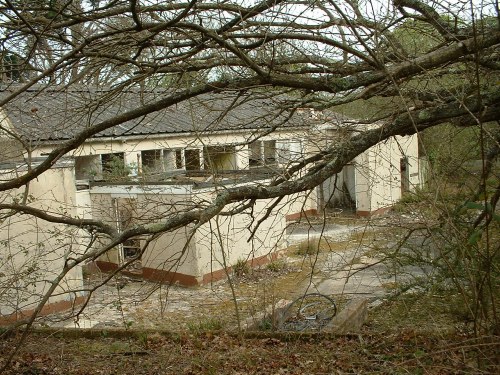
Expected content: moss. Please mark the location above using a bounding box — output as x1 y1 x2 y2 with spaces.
418 110 432 120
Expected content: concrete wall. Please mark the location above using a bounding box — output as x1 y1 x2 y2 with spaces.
86 185 202 283
0 163 84 320
142 226 200 284
30 128 308 171
321 134 420 215
138 193 201 284
85 182 311 286
357 134 419 215
194 193 289 283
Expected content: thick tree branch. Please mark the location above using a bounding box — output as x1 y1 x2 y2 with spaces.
0 204 117 236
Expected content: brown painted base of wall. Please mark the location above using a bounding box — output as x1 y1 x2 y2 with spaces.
356 206 392 217
95 260 119 273
285 209 318 221
0 295 86 325
97 252 282 287
286 206 393 219
96 260 201 286
202 251 281 284
142 267 199 286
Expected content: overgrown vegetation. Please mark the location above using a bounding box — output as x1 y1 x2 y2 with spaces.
377 126 500 338
0 0 499 373
232 258 250 278
1 328 497 375
187 317 223 333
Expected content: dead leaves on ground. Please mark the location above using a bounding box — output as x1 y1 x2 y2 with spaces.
0 330 498 374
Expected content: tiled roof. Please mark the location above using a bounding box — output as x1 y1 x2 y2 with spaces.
0 87 323 142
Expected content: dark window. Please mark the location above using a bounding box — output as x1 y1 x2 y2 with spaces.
175 150 183 169
141 150 164 176
185 149 201 170
264 140 277 165
250 141 277 167
101 153 125 173
123 238 141 259
249 142 263 167
203 145 236 170
141 149 162 169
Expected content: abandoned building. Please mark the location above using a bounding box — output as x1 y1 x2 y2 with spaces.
0 87 421 320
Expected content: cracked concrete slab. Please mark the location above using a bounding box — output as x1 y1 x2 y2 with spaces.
286 222 365 244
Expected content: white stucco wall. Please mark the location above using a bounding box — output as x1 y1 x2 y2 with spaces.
138 193 200 279
321 134 420 214
0 162 84 317
85 181 311 284
87 185 201 279
360 134 419 213
194 193 288 280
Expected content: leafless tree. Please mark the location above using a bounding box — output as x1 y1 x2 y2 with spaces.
0 0 498 366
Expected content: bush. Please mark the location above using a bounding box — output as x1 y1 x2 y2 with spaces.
296 239 320 256
266 259 287 273
233 258 250 277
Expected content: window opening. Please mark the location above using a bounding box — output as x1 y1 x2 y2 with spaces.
203 145 236 171
101 152 125 173
249 142 263 167
185 149 201 170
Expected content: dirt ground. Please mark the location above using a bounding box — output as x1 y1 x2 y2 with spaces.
1 327 498 374
40 212 397 331
2 212 499 374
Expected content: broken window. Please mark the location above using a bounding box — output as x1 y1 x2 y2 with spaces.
263 140 277 165
185 149 201 170
163 149 184 170
203 145 236 171
249 140 278 167
101 153 128 180
175 150 183 169
249 142 263 167
164 149 200 170
123 238 142 259
277 140 303 165
116 197 136 230
75 155 101 180
102 153 124 172
114 198 142 271
141 149 163 173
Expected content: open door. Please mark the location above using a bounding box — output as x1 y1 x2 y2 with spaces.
114 198 143 274
400 157 410 195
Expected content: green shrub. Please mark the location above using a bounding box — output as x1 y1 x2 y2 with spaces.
187 317 223 332
266 259 287 273
233 258 250 277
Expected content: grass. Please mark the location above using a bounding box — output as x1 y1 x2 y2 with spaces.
367 291 469 334
232 258 250 277
291 237 352 255
295 239 320 255
3 328 498 374
187 317 224 333
266 259 287 273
